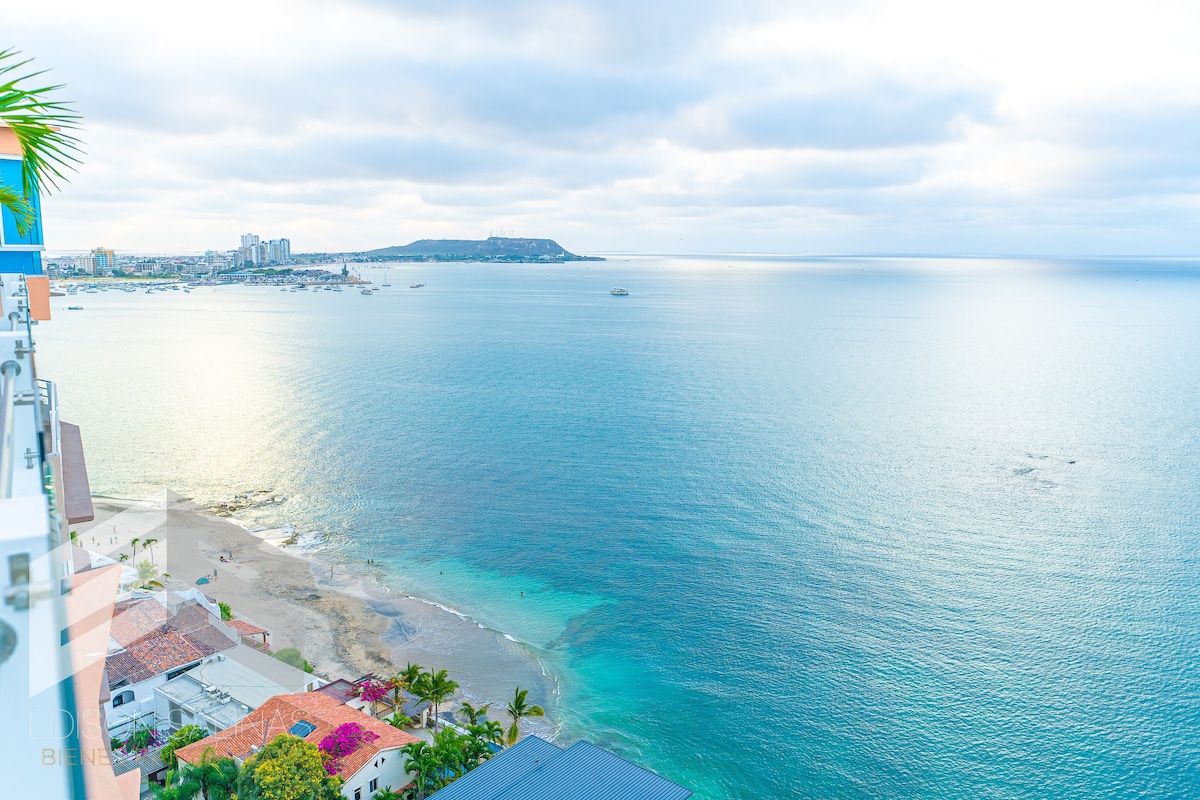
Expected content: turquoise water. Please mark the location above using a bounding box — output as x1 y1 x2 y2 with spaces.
37 257 1200 798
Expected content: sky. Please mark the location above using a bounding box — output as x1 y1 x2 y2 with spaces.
8 0 1200 255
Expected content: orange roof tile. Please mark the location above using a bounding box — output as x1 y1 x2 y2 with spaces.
229 620 269 637
176 692 417 778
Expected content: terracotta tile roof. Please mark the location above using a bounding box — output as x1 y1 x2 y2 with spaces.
229 620 269 638
176 692 417 779
106 596 238 688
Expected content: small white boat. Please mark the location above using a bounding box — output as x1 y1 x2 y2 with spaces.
611 287 629 296
361 288 373 295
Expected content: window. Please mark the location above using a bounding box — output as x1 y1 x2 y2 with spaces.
288 720 316 738
112 690 135 708
369 779 378 793
354 789 361 800
166 662 200 681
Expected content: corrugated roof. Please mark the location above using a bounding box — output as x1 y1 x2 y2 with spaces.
428 737 691 800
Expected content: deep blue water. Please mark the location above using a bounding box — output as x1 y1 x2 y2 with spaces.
38 257 1200 798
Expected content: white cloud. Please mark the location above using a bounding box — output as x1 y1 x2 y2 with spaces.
7 0 1200 254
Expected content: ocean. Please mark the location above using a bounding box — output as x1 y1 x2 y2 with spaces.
36 256 1200 798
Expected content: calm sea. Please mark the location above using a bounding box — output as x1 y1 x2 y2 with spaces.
36 257 1200 798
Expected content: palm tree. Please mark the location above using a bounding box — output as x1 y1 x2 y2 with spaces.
464 724 500 765
130 537 141 560
136 560 163 589
504 687 545 746
393 662 423 695
413 669 458 729
0 49 83 235
384 711 412 729
143 537 159 560
431 728 469 784
458 701 490 726
178 751 238 800
151 773 201 800
400 741 440 800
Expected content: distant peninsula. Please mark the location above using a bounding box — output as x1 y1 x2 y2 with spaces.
359 236 604 263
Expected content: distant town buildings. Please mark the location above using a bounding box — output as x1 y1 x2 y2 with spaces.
72 246 115 275
45 232 297 278
235 232 290 267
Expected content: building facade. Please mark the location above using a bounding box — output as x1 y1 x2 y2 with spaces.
0 125 45 274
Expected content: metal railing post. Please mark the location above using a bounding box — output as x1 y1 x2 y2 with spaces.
0 359 21 498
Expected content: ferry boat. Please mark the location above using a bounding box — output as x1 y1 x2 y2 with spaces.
611 287 629 296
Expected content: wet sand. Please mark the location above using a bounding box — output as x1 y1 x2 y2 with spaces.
73 495 555 731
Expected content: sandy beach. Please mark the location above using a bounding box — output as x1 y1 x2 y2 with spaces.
73 495 556 733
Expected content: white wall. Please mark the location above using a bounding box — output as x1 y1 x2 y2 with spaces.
341 748 412 800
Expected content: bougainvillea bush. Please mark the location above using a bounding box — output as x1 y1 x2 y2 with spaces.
354 677 391 704
317 722 379 775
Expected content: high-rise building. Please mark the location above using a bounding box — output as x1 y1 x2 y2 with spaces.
90 247 115 274
240 232 259 249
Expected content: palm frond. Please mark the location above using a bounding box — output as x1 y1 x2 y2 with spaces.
0 182 34 235
0 48 84 199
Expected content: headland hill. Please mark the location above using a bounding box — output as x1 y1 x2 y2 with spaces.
347 236 605 263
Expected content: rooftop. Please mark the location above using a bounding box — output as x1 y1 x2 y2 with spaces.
106 591 238 688
175 691 418 777
427 736 692 800
155 645 321 730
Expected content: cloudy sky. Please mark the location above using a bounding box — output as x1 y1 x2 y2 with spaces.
9 0 1200 255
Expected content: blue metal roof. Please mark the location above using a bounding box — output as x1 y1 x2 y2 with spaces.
429 736 691 800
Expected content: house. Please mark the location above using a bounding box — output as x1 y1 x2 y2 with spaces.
228 619 271 650
154 644 325 734
103 589 240 735
427 735 692 800
176 691 420 800
318 675 433 727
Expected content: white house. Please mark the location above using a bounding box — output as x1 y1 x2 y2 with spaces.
102 589 239 736
176 691 418 800
154 643 325 735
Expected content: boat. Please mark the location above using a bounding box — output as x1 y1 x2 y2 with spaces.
67 306 84 310
611 287 629 296
382 271 391 288
360 288 373 295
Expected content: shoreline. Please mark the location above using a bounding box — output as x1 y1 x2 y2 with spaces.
75 494 558 738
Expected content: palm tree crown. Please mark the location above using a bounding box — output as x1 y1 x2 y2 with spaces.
504 687 545 746
0 49 82 234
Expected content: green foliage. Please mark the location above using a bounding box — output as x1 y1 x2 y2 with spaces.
505 686 545 746
273 648 314 673
458 701 490 726
150 770 201 800
412 668 458 726
177 749 238 800
384 712 413 729
399 723 498 799
0 48 83 235
218 602 232 621
235 734 341 800
372 789 404 800
136 559 163 588
159 724 207 770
